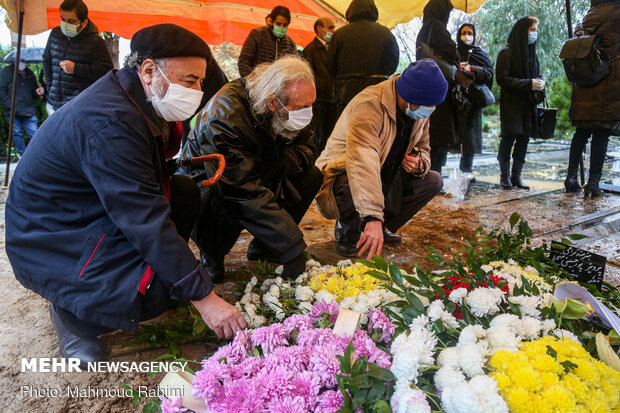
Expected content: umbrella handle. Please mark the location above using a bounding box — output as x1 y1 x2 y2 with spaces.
179 154 226 187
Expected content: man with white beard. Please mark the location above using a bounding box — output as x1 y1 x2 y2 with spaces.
6 24 246 368
180 56 323 282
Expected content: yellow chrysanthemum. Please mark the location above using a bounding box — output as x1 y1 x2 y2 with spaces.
308 263 380 301
503 386 533 413
541 385 577 411
539 371 560 388
491 372 512 389
532 354 563 374
512 367 542 392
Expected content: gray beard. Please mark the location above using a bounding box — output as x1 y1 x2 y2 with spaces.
271 110 298 140
145 76 166 102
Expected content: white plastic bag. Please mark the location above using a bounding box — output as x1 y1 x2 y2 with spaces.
443 169 473 201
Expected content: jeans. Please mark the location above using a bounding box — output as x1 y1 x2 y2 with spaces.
497 135 530 163
567 127 611 175
6 114 37 155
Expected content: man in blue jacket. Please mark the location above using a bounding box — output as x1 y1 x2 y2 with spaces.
6 24 245 367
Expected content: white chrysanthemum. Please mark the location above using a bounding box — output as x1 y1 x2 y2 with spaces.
427 300 459 329
515 316 542 340
458 344 487 378
489 313 520 329
468 376 509 413
434 366 465 392
295 272 309 284
252 315 267 328
481 264 493 273
523 265 539 276
409 315 431 332
458 325 486 347
339 296 356 309
553 328 581 344
336 259 353 267
509 295 542 318
436 347 460 369
364 291 383 308
391 319 438 383
306 259 321 268
486 324 521 354
275 265 283 274
449 288 468 304
391 381 431 413
294 285 314 302
464 288 505 317
299 301 312 314
541 319 556 335
314 290 336 303
250 293 261 304
240 293 252 305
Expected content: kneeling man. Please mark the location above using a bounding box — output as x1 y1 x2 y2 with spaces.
5 24 245 367
181 56 323 282
315 59 447 259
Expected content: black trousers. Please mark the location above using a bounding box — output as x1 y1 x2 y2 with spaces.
430 148 448 174
567 127 611 175
311 101 338 156
333 170 443 243
193 166 323 264
497 135 530 163
55 175 201 337
460 153 475 173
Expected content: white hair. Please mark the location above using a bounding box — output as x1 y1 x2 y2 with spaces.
246 56 315 116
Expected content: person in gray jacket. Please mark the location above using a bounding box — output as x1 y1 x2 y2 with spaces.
237 6 297 77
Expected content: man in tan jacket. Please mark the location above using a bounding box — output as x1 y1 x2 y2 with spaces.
315 59 448 259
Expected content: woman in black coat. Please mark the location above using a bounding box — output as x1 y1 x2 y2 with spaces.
496 16 545 190
415 0 459 176
565 0 620 198
456 23 494 178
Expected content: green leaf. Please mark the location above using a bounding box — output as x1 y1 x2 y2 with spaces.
567 233 587 240
367 382 385 404
509 212 520 228
367 363 396 381
373 400 392 413
373 255 389 272
389 262 404 286
353 388 369 405
143 401 161 413
337 355 351 375
431 284 447 299
366 269 391 282
351 356 368 377
405 291 426 313
415 266 431 287
402 274 422 287
546 345 558 359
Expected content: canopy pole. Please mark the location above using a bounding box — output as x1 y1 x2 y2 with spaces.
566 0 573 38
4 0 25 187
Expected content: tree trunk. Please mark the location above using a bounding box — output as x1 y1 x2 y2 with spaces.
103 32 120 69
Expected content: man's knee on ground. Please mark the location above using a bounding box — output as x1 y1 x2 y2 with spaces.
306 165 324 193
425 170 443 194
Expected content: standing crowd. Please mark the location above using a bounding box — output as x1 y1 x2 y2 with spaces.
2 0 618 367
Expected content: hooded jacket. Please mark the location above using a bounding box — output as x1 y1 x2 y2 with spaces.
0 65 40 117
315 76 431 221
237 26 297 78
569 0 620 131
327 0 399 108
42 20 113 109
416 0 459 64
496 17 543 137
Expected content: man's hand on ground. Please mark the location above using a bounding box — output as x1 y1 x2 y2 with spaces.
356 220 383 260
192 292 246 339
59 60 75 74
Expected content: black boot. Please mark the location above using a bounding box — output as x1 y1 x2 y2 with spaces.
499 160 512 189
334 220 359 257
200 251 225 283
584 173 603 198
49 304 105 369
564 168 582 193
383 228 402 244
511 160 530 190
247 239 282 264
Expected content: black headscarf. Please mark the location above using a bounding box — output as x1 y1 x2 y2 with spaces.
506 16 540 79
416 0 459 63
346 0 379 22
456 24 493 68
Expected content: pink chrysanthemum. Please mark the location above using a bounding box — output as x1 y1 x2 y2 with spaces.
208 378 265 413
296 328 338 348
267 395 308 413
191 360 230 403
367 308 395 344
251 323 289 354
309 300 340 324
308 344 341 389
230 356 264 379
290 371 322 410
159 396 187 413
256 365 295 400
283 314 314 335
264 345 311 373
316 390 345 413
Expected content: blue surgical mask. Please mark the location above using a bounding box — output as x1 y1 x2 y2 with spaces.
528 31 538 44
273 25 287 38
60 20 80 38
324 31 332 42
406 106 435 120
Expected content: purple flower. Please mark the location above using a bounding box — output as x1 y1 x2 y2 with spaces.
230 356 264 379
191 359 230 404
367 308 395 344
308 344 341 389
283 314 314 335
251 323 289 354
350 330 391 369
159 396 187 413
256 365 295 400
309 300 340 324
209 378 265 413
267 395 308 413
290 371 322 410
296 328 338 348
316 390 344 413
265 345 311 373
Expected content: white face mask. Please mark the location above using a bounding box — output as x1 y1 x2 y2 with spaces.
461 35 474 45
60 21 80 38
528 31 538 44
150 65 204 122
18 62 26 71
276 96 313 131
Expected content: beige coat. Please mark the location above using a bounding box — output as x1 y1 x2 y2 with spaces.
315 76 431 221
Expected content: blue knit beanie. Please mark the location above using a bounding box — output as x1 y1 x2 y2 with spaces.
395 59 448 106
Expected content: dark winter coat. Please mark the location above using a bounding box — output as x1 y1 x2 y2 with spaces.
569 0 620 133
180 79 317 262
327 0 399 108
302 37 335 102
42 20 113 110
415 0 459 149
496 17 544 138
0 65 40 117
5 68 213 332
237 26 297 77
457 24 494 154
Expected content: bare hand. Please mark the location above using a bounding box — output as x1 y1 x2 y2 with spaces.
192 292 247 339
532 79 545 91
357 220 384 260
36 87 44 96
59 60 75 74
402 152 424 174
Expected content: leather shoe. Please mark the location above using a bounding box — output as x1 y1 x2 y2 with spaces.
335 240 359 257
200 252 225 283
246 239 282 264
383 229 402 244
49 303 105 369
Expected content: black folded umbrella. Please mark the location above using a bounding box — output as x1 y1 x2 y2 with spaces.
3 47 44 63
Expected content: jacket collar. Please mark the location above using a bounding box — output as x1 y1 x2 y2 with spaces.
314 36 327 50
115 67 169 138
380 76 399 122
